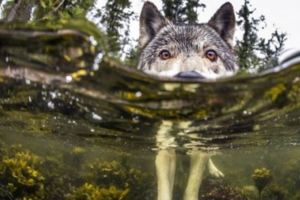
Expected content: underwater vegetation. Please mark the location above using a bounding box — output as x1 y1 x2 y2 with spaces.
0 141 155 200
252 168 272 199
65 183 129 200
0 145 45 200
199 178 248 200
0 138 300 199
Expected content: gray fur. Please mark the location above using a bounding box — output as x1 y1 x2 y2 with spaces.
208 2 236 46
139 1 167 48
138 1 239 79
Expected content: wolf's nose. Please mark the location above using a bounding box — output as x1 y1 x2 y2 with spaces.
175 71 204 79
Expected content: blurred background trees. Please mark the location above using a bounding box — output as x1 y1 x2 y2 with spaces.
0 0 287 70
95 0 134 56
162 0 205 23
236 0 287 70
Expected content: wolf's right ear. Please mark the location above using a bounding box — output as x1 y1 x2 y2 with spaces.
139 1 167 48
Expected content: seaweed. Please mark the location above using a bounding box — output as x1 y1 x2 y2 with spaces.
252 167 272 199
65 183 129 200
0 145 45 199
0 142 155 200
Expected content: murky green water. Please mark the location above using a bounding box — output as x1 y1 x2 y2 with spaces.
0 3 300 200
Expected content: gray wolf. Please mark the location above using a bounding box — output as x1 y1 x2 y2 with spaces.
138 2 238 200
138 1 238 79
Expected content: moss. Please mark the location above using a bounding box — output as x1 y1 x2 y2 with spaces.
66 183 129 200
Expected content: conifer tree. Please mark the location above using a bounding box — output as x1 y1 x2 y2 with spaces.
161 0 205 23
236 0 287 70
98 0 134 56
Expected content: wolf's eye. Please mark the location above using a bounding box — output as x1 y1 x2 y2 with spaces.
205 50 218 62
159 50 171 60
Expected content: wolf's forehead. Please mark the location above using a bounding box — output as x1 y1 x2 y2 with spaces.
154 24 220 48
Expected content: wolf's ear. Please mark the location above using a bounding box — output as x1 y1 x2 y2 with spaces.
208 2 236 47
139 1 167 48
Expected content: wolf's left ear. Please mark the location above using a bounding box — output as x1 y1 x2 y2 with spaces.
139 1 167 48
208 2 236 47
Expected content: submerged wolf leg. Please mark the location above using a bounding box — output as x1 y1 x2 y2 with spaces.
183 151 209 200
155 149 176 200
155 120 177 200
208 158 224 178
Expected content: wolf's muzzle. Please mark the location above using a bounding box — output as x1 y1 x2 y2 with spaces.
175 71 204 79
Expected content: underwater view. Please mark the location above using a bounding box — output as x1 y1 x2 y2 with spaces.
0 0 300 200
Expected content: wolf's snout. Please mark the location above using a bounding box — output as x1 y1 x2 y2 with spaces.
175 71 204 79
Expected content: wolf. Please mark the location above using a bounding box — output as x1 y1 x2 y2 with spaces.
138 1 238 79
138 2 238 200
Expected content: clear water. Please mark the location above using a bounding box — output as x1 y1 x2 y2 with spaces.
0 6 300 200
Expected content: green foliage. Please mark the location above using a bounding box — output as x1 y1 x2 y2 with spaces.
36 0 95 20
257 30 287 67
162 0 183 21
1 0 95 22
162 0 205 23
185 0 205 23
96 0 134 56
236 0 287 70
124 46 139 67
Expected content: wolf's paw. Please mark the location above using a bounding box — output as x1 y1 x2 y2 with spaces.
208 158 224 178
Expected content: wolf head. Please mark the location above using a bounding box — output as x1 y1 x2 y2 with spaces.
138 1 238 79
